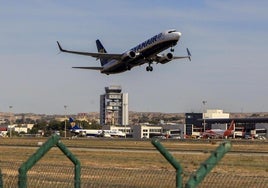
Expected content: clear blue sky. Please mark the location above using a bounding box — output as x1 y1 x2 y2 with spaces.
0 1 267 114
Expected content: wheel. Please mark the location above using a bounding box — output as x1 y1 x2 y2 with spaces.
146 66 153 72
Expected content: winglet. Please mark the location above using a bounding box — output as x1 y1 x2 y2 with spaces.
57 41 64 52
186 48 191 61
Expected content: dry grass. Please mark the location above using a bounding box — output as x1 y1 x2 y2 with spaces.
1 138 267 168
0 137 268 187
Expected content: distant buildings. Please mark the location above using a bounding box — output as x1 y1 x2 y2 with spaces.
0 104 267 139
203 109 229 119
0 123 35 137
186 109 268 139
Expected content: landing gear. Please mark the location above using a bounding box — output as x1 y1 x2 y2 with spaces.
170 45 175 52
146 66 153 72
146 60 153 72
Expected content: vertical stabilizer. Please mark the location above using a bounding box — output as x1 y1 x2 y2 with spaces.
69 117 81 130
224 120 235 137
228 120 235 130
96 39 108 66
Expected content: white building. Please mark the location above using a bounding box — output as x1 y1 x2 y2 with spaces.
13 124 35 134
100 85 128 126
132 125 162 139
203 109 229 119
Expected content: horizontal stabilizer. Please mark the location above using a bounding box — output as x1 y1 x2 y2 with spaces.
186 48 191 61
72 66 103 70
172 48 191 61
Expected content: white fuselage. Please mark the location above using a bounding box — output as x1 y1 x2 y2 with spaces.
57 29 190 74
101 30 181 74
71 128 125 137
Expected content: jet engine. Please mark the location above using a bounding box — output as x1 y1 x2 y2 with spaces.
158 53 173 64
121 50 136 60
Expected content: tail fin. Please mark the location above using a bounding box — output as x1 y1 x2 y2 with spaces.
96 39 108 66
223 120 235 137
69 117 75 123
69 117 81 130
228 120 235 130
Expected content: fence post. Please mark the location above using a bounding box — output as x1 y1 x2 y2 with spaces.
185 141 232 188
18 135 81 188
57 141 81 188
151 139 183 188
0 168 3 188
18 135 59 188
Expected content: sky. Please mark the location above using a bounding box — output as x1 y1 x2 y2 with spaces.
0 0 268 114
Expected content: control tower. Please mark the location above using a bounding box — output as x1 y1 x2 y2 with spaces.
100 85 128 126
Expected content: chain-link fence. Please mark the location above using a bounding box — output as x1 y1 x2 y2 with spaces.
1 160 268 188
199 172 268 188
1 138 268 188
1 162 176 187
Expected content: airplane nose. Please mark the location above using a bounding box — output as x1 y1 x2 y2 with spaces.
173 32 181 40
176 32 182 37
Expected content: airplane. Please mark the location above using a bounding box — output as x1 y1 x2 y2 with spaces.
69 117 125 137
69 117 101 137
202 120 235 138
56 29 191 75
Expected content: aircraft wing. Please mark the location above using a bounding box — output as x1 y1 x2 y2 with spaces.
72 66 103 70
57 41 122 60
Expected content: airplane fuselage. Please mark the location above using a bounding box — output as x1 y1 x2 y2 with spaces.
57 29 190 74
101 30 181 74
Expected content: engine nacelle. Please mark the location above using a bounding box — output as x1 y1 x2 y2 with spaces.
121 50 136 60
158 53 173 64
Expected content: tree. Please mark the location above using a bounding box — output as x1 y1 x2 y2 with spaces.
74 120 101 129
139 115 149 123
29 120 47 134
47 120 64 131
89 120 102 129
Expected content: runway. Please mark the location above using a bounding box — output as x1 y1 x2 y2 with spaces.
1 145 268 156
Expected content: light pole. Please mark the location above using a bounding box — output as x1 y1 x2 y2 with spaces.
9 106 13 138
202 101 207 132
123 102 127 139
64 105 68 138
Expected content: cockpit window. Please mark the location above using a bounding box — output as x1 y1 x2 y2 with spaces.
168 30 176 33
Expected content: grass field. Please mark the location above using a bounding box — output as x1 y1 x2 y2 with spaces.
1 137 268 187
